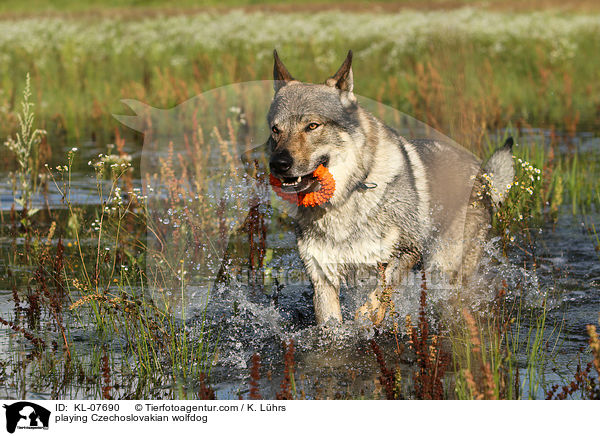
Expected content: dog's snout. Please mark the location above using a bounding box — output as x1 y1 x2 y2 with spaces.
270 149 293 174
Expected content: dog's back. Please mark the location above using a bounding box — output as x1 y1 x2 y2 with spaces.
407 138 488 280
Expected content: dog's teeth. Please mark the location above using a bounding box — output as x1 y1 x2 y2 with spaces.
297 176 302 183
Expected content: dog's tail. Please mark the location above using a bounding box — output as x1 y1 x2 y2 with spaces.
483 137 515 208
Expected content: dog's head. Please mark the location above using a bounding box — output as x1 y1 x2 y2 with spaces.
267 50 367 206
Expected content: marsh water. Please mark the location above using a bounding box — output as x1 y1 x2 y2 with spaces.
1 128 599 400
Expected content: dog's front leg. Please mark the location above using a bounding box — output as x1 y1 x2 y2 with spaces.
313 278 342 325
302 256 342 324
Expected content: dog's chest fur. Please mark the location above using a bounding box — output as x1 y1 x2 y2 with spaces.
294 131 428 281
297 198 401 270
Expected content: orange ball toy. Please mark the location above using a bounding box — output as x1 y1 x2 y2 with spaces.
270 164 336 207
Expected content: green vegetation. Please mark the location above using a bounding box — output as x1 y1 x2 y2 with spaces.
1 9 600 149
0 0 499 15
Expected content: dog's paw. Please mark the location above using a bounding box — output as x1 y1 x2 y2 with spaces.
315 319 347 343
355 292 387 326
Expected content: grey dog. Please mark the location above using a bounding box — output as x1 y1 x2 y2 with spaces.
267 50 514 325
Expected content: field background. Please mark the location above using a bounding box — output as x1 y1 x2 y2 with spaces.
1 1 600 155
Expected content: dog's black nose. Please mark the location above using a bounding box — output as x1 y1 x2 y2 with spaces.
270 149 293 174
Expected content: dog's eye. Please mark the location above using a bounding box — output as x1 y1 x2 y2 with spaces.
306 123 320 131
271 125 280 134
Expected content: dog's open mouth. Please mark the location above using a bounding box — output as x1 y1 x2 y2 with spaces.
278 172 320 193
275 157 329 194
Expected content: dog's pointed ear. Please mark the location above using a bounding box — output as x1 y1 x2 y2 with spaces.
273 50 294 93
326 50 354 93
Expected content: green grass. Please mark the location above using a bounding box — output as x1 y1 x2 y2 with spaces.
0 0 489 14
451 298 563 400
1 9 600 148
0 84 219 398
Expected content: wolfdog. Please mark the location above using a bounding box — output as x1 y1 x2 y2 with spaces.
267 50 514 326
